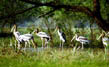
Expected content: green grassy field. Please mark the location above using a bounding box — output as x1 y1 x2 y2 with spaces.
0 47 109 67
0 28 109 67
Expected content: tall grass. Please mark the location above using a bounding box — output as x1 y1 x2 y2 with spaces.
0 47 109 67
0 28 108 67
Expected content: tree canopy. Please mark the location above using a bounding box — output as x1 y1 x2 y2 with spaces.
0 0 109 32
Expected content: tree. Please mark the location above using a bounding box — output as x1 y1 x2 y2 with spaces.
0 0 37 31
0 0 109 32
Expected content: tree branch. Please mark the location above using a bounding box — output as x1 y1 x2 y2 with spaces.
1 0 93 20
92 0 109 31
93 0 102 19
37 9 56 18
0 6 36 20
93 0 100 13
1 0 109 31
20 0 109 31
20 0 93 17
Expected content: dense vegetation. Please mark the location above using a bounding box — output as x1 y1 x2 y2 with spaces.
0 0 109 31
0 0 109 67
0 47 109 67
0 28 108 67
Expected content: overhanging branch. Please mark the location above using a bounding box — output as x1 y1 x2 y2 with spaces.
0 6 37 20
0 0 108 31
20 0 109 31
0 0 93 20
93 0 100 13
20 0 93 17
37 9 56 18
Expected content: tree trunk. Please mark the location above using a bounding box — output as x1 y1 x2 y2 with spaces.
93 0 109 32
1 20 8 32
44 18 54 47
90 22 94 41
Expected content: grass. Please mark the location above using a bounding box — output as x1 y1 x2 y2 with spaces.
0 28 108 67
0 47 109 67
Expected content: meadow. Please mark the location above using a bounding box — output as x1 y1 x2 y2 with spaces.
0 47 109 67
0 28 109 67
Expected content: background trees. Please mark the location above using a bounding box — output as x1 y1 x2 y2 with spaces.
0 0 108 32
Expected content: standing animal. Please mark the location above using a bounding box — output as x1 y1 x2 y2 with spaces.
34 28 50 48
56 26 66 48
71 34 89 49
97 32 109 59
11 25 37 49
97 32 109 48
